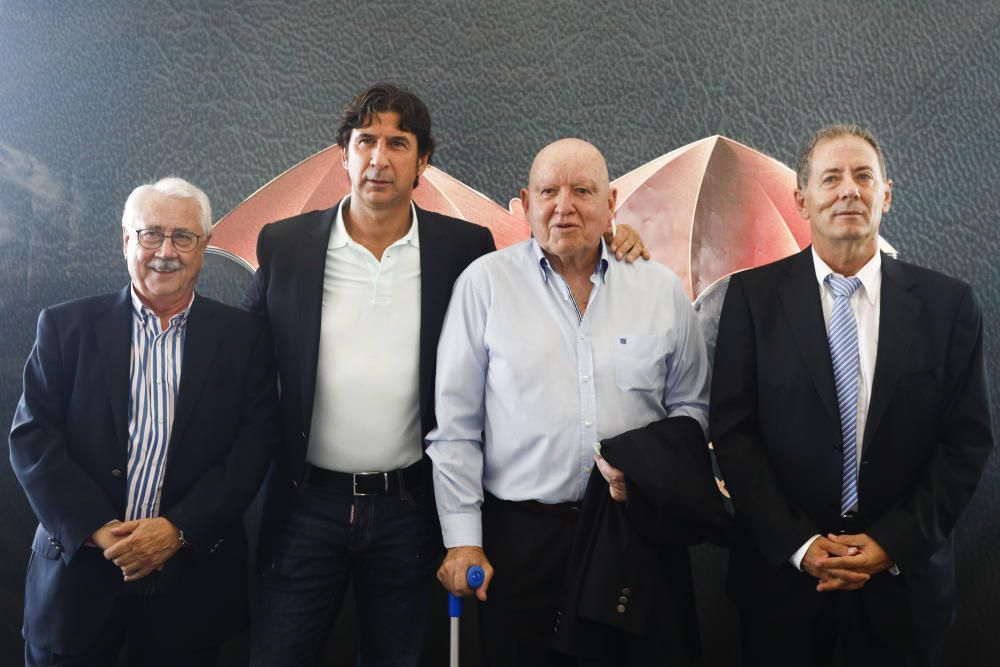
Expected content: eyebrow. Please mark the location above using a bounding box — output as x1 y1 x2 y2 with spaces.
819 165 875 176
356 131 412 144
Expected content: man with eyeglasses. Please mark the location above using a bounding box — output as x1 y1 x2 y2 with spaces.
10 177 280 666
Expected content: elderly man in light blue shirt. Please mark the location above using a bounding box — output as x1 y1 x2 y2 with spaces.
426 138 711 667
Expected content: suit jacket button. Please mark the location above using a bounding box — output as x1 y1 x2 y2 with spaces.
616 604 626 613
111 469 123 478
618 596 628 604
621 587 631 596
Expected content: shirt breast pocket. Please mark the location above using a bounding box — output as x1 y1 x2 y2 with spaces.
614 334 670 393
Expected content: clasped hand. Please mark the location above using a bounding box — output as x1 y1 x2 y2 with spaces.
802 532 894 592
90 517 182 582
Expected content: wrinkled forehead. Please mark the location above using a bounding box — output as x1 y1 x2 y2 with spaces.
135 195 203 231
529 151 609 190
351 111 413 139
811 136 882 173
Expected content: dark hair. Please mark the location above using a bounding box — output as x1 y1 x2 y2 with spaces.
335 83 436 169
796 124 887 190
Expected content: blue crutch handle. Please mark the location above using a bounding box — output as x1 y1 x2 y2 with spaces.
448 565 486 617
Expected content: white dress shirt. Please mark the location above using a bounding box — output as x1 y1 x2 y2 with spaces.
306 198 424 473
791 248 881 569
426 239 711 548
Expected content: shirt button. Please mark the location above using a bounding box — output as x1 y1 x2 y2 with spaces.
584 420 592 427
578 333 585 340
582 375 590 382
585 466 592 473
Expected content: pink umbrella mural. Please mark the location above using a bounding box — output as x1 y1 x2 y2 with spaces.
207 145 528 272
207 136 895 299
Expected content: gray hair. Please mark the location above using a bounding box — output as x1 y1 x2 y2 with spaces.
122 176 213 235
795 124 887 191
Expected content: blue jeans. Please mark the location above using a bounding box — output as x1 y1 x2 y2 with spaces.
249 478 438 667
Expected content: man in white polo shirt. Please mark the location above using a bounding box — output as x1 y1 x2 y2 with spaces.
246 84 648 666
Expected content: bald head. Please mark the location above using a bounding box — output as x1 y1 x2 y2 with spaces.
521 138 617 272
527 138 611 192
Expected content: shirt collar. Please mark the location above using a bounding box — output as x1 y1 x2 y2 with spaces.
811 246 882 306
330 196 420 250
129 285 195 329
532 239 610 284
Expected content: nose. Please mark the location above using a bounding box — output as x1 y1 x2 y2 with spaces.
155 236 179 258
839 178 861 199
369 141 389 169
553 188 573 215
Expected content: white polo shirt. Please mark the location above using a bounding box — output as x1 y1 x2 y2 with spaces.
306 198 423 473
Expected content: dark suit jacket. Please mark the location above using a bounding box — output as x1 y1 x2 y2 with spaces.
9 288 280 654
554 416 732 665
710 247 993 650
243 201 496 560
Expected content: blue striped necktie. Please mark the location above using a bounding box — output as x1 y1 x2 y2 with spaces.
826 274 863 515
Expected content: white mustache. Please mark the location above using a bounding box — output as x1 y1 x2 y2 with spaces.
147 258 182 272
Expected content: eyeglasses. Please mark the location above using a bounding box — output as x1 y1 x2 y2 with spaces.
130 228 203 253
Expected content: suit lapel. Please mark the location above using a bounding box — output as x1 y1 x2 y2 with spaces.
297 205 338 431
778 248 841 429
416 208 450 435
170 296 221 446
862 254 919 450
94 287 133 456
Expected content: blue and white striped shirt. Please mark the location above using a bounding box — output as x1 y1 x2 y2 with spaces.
125 288 193 521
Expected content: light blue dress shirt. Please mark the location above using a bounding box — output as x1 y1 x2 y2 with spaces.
425 239 711 548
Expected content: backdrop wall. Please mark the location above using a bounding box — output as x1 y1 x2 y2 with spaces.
2 2 998 665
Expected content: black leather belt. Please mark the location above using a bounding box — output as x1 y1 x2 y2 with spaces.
516 499 581 515
486 493 581 515
303 461 423 496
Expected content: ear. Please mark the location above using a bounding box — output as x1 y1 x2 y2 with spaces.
794 189 809 220
417 153 429 176
882 179 893 213
519 187 530 216
122 226 130 257
608 186 618 216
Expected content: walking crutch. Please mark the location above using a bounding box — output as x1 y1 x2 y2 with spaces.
448 565 485 667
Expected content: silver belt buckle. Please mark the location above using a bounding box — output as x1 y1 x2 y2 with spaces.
352 472 389 496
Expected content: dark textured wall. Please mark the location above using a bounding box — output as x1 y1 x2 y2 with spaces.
1 1 998 664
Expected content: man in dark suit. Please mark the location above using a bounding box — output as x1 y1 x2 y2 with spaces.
710 125 993 666
246 86 646 666
9 177 280 666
